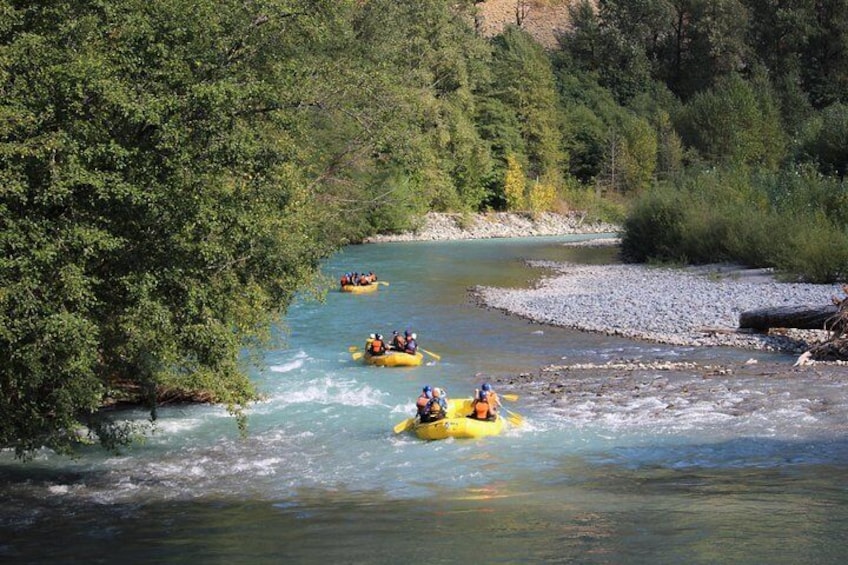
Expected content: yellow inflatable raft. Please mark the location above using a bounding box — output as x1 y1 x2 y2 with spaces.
364 350 424 367
340 283 379 294
413 398 505 440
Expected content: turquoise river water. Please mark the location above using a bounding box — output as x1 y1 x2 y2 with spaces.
2 236 848 563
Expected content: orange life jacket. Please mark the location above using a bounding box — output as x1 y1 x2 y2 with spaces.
488 391 500 407
416 394 429 414
427 398 444 417
474 400 491 420
369 339 385 354
340 275 349 286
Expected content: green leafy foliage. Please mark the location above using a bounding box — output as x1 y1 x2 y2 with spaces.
677 73 787 169
503 154 526 210
485 26 565 183
0 0 352 457
622 167 848 282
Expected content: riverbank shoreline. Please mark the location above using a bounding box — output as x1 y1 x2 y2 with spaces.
363 211 619 242
367 211 841 360
474 259 841 356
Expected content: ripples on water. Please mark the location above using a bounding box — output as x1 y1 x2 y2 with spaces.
3 236 848 563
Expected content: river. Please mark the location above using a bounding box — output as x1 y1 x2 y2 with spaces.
2 236 848 563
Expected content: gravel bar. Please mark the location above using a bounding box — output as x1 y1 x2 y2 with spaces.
476 260 843 353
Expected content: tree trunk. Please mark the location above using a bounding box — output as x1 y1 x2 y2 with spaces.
738 305 843 331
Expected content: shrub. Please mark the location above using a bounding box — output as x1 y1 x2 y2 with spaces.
504 154 527 210
776 213 848 283
620 186 684 262
528 180 557 215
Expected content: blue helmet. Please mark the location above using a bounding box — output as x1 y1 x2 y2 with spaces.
481 383 492 392
479 390 488 399
423 385 432 393
404 329 411 337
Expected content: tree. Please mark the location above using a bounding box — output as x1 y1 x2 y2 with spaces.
800 0 848 108
677 73 786 169
528 178 558 215
805 103 848 180
620 116 658 192
351 0 494 216
503 153 527 210
487 26 565 182
0 0 355 458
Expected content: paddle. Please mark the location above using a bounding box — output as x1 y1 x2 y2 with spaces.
348 345 359 352
419 347 441 360
351 351 364 361
377 281 390 286
505 409 524 426
393 417 415 434
501 393 519 402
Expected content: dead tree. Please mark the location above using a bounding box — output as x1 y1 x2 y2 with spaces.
738 305 843 332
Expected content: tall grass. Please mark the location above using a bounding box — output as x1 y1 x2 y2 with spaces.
621 167 848 282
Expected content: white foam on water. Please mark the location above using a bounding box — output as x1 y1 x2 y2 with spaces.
390 402 416 416
229 456 282 476
150 416 215 435
269 350 310 374
264 376 388 408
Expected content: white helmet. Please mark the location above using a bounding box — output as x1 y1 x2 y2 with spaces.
433 387 442 397
411 333 417 340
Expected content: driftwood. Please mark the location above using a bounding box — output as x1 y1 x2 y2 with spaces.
745 285 848 364
738 305 843 332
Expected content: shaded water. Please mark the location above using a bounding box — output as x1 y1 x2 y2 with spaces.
3 236 848 563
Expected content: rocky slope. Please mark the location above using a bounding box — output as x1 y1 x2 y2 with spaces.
475 0 588 49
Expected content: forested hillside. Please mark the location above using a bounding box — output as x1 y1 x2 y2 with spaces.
1 0 846 457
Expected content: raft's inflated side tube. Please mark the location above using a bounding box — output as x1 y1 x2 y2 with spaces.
413 398 505 440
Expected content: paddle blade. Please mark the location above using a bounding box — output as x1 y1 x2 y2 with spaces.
505 409 524 426
501 393 519 402
378 281 390 286
348 345 359 352
393 418 414 434
420 348 441 360
351 351 364 361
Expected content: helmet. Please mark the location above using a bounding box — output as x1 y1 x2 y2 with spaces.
376 334 383 340
393 330 399 335
369 333 375 339
404 330 411 337
423 385 432 393
411 333 417 340
433 387 442 397
481 383 492 392
479 390 488 399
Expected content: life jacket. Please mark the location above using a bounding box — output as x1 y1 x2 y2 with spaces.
426 398 444 417
404 339 417 354
392 335 406 351
340 274 350 286
416 394 430 414
369 339 385 355
473 399 491 420
488 391 500 408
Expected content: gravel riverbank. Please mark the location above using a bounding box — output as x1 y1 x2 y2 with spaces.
475 259 842 354
366 210 844 366
364 211 618 242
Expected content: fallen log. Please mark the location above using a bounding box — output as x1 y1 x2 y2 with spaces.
738 305 843 332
